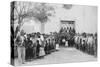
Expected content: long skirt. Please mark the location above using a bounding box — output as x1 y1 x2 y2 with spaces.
56 44 59 50
65 41 68 47
33 47 37 58
26 47 33 60
39 47 45 56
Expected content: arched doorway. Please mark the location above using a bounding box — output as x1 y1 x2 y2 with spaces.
59 20 75 47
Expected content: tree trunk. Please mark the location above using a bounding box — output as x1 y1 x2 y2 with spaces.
14 24 21 38
14 17 23 38
40 22 45 34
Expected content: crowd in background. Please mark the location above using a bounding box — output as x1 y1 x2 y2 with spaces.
74 33 97 57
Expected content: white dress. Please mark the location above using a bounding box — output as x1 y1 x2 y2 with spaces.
39 47 45 56
65 41 68 47
56 44 59 50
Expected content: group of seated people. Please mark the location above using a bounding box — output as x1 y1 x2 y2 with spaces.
74 33 97 57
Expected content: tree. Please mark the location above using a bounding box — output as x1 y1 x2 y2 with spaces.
11 1 55 38
11 1 34 38
31 3 55 34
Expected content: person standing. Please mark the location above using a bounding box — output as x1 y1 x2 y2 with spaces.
62 38 66 46
65 40 68 47
16 30 25 64
44 40 48 54
55 39 59 51
31 35 37 59
48 39 51 53
36 40 40 58
39 34 45 57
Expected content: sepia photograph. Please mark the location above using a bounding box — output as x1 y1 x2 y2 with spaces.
10 1 98 66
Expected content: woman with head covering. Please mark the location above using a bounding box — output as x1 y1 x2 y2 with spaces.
36 40 40 58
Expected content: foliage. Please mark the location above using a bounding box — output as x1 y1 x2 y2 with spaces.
11 1 55 38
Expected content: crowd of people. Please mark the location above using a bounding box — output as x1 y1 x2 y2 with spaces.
74 33 97 57
14 30 59 64
13 29 97 65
